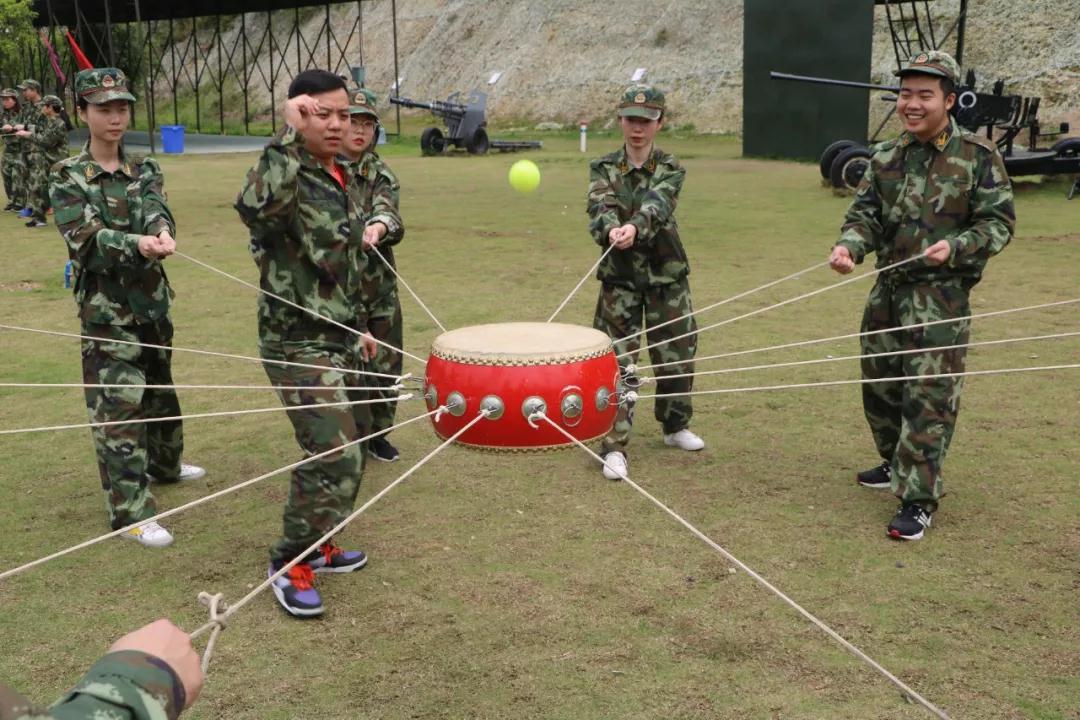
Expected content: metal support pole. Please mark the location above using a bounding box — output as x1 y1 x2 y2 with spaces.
133 0 155 153
391 0 401 137
955 0 968 66
358 0 364 68
294 6 301 72
102 0 115 66
269 10 276 135
325 3 331 69
241 12 250 135
217 13 224 134
169 16 178 124
192 17 201 134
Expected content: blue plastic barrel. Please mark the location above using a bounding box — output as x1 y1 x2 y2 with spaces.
160 125 186 154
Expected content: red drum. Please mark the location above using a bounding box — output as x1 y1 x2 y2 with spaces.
424 322 619 451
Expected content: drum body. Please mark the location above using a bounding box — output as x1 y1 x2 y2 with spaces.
425 322 619 451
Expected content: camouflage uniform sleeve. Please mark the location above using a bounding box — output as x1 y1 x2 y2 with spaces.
948 148 1014 260
836 161 883 263
49 164 144 272
587 160 620 248
234 142 300 237
32 120 64 151
368 163 404 247
627 160 684 248
137 157 176 238
0 651 185 720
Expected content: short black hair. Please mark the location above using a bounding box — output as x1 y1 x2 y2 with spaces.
939 77 956 98
288 70 347 99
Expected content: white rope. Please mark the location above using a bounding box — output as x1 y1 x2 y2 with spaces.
618 256 922 360
638 298 1080 372
0 382 405 392
0 406 446 582
531 412 951 719
633 363 1080 400
0 395 414 436
369 245 447 333
190 408 491 638
175 251 427 366
634 330 1080 384
0 323 403 380
615 259 830 344
547 245 615 322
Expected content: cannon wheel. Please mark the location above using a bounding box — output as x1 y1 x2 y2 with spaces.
466 127 490 155
1051 137 1080 157
819 140 858 179
420 127 446 156
830 146 872 190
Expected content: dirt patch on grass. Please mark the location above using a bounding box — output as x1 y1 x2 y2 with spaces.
0 281 43 292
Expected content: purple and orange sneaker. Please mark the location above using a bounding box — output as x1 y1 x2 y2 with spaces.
268 561 323 617
308 541 368 574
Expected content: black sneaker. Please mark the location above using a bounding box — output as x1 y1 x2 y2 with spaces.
368 436 400 462
25 219 46 228
887 503 933 541
856 461 892 489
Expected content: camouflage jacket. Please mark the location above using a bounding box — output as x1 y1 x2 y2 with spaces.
837 118 1015 285
50 142 177 325
1 106 21 150
355 150 403 316
587 145 689 290
0 650 185 720
18 102 43 155
31 115 68 167
236 129 371 335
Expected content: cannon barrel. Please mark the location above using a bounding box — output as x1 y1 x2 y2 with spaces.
770 71 899 93
389 95 468 116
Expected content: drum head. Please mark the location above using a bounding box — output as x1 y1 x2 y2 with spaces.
431 322 611 366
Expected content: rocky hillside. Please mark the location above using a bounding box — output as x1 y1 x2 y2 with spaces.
160 0 1080 135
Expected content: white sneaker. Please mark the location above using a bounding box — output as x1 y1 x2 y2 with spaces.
663 429 705 451
602 451 628 481
122 520 174 548
178 463 206 481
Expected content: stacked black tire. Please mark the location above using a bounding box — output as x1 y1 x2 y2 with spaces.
820 140 872 191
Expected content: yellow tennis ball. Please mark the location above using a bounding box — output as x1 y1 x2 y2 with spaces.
508 159 541 193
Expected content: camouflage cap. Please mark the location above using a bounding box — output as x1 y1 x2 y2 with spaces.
41 94 63 108
17 79 41 92
0 88 18 99
617 84 665 121
75 67 136 104
895 50 960 84
349 87 379 119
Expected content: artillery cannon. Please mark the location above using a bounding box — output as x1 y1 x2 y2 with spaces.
389 90 542 156
770 70 1079 194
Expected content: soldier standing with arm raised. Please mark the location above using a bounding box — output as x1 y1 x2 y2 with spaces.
829 51 1015 540
588 84 704 482
236 69 377 618
342 87 406 463
50 68 205 548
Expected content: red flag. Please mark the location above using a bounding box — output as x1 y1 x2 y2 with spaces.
39 29 66 86
65 28 93 71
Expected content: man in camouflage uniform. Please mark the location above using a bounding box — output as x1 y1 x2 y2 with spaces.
236 69 377 618
51 68 205 548
0 619 202 719
588 84 704 482
342 87 406 462
0 88 23 210
21 94 69 227
830 51 1014 540
15 80 44 214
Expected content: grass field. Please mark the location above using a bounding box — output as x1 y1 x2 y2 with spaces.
0 128 1077 720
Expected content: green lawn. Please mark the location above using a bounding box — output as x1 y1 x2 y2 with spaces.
0 129 1077 720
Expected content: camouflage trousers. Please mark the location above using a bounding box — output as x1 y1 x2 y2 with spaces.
860 278 971 511
2 148 25 207
367 292 403 434
26 152 50 220
593 279 697 455
260 328 372 563
82 319 184 529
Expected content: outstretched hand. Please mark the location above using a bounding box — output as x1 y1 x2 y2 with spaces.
109 619 204 710
829 245 855 274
